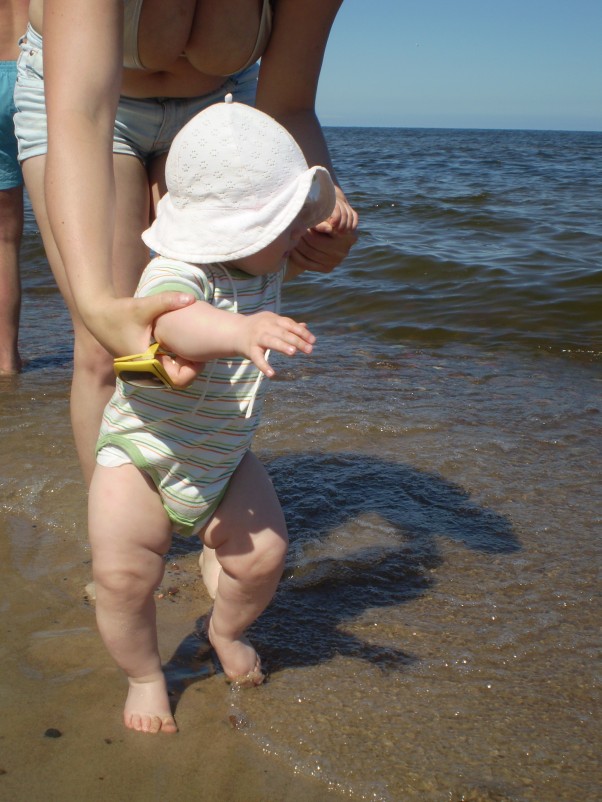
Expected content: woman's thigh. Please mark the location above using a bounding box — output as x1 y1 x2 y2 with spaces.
22 153 151 315
112 154 153 296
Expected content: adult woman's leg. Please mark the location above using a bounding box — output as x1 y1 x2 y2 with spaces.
202 451 289 682
22 153 151 484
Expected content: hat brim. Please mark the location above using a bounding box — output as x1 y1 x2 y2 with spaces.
142 166 335 264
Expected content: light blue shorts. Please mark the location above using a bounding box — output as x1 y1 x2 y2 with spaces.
14 24 259 164
0 60 22 189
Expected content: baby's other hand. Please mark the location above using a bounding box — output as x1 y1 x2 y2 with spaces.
157 352 205 389
244 312 315 377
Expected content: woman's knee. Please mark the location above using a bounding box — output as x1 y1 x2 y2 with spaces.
72 330 114 383
0 187 24 241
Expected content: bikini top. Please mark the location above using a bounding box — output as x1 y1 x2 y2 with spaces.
123 0 273 73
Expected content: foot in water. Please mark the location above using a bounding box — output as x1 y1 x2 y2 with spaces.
206 615 265 687
0 348 22 376
124 672 178 734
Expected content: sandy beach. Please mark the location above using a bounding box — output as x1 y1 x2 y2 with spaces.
0 513 334 802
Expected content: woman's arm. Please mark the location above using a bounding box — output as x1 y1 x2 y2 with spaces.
257 0 359 263
43 0 194 355
154 301 315 378
44 0 122 313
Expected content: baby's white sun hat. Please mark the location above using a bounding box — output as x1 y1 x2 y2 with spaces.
142 94 336 263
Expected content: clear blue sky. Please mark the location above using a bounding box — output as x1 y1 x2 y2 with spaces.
316 0 602 131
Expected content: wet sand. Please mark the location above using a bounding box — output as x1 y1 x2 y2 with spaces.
0 514 334 802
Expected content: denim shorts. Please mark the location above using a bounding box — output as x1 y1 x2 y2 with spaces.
0 61 22 189
14 24 259 164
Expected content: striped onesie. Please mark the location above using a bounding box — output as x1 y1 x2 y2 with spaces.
96 256 284 537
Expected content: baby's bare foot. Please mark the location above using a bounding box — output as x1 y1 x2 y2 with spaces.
206 617 264 687
124 672 178 734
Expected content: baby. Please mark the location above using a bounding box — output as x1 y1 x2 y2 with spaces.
88 95 336 733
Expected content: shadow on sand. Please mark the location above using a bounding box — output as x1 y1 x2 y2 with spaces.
164 451 520 706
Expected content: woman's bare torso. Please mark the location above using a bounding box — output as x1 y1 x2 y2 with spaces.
28 0 265 97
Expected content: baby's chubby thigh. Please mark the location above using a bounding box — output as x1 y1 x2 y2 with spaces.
88 463 173 598
201 451 289 583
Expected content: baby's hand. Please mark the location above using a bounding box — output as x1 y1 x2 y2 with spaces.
313 186 359 234
243 312 315 377
156 352 205 388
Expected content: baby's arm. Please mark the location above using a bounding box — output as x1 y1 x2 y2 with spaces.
153 301 315 378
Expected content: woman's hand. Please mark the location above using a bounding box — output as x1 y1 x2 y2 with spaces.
288 226 357 274
85 292 194 355
288 186 358 275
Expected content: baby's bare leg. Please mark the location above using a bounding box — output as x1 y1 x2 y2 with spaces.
198 545 220 599
88 464 176 733
203 451 288 682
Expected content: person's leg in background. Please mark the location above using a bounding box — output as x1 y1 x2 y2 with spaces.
0 60 23 375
